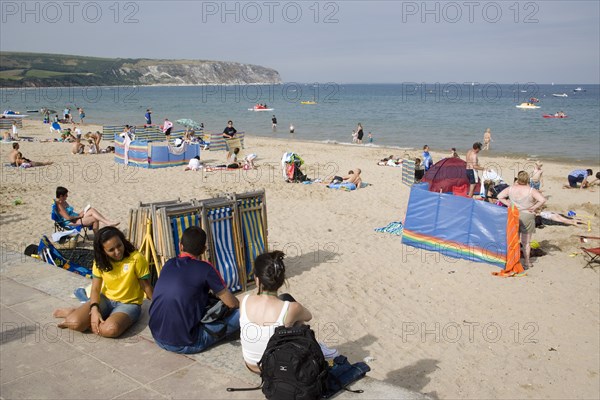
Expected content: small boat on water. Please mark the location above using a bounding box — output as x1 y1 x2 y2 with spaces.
552 93 568 98
300 101 317 105
516 103 540 109
573 87 586 92
543 114 568 119
248 105 273 111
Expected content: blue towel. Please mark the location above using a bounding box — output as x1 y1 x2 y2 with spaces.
374 221 404 236
327 182 357 190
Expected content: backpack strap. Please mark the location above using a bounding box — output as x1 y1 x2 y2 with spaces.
226 384 262 392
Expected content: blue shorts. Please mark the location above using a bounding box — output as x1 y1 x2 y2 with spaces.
97 293 142 323
530 180 540 190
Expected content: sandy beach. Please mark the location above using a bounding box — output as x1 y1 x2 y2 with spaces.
1 120 599 399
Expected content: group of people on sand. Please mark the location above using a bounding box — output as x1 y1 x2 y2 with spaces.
53 224 337 370
71 130 107 155
8 143 52 168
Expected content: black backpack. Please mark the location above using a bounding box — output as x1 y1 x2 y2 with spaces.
259 324 328 400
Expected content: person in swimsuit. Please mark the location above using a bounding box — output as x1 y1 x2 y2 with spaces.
356 123 364 144
497 171 546 269
530 161 543 190
466 142 484 197
483 128 492 151
55 186 120 234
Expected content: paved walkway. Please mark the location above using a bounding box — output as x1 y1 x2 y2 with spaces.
0 250 428 399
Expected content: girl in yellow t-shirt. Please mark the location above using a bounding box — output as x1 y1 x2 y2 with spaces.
53 227 153 338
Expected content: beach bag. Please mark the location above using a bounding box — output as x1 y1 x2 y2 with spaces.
199 293 233 339
260 325 328 400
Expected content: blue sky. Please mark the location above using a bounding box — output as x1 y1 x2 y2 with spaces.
1 1 599 83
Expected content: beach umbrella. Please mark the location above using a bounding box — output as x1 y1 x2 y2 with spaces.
176 118 201 130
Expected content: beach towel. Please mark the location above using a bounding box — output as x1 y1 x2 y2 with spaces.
121 132 132 165
374 222 404 236
167 140 187 155
492 205 525 277
328 182 357 190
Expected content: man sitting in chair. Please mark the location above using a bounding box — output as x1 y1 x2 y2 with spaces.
54 186 119 234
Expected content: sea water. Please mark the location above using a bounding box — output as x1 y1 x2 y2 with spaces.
3 83 599 162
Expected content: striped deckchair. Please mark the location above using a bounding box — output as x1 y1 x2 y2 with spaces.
170 213 200 256
204 205 242 292
237 196 267 281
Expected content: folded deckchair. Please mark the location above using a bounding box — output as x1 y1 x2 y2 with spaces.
203 202 243 292
170 211 200 256
235 195 267 281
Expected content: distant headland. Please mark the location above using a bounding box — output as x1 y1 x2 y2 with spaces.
0 52 282 87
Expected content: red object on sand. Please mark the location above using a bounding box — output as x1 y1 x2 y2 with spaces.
422 158 481 194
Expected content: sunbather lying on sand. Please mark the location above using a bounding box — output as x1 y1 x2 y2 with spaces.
538 210 585 226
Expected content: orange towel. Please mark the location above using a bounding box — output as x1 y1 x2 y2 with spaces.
493 205 525 277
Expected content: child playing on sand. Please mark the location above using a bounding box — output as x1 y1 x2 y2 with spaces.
530 161 543 190
244 153 257 169
87 140 98 154
185 156 201 171
227 147 241 168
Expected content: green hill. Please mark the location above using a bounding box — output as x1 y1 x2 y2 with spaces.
0 52 282 87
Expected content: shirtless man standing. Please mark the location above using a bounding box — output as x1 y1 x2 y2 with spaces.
466 142 484 197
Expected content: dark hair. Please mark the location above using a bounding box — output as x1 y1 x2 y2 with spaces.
473 142 482 150
56 186 68 198
423 145 429 150
12 143 19 149
234 147 240 154
93 227 135 272
180 226 207 256
255 251 286 292
596 172 600 179
228 120 233 124
587 169 593 176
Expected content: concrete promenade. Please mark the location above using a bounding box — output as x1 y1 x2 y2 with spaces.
0 250 428 399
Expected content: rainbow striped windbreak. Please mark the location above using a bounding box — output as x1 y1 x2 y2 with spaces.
401 183 508 269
